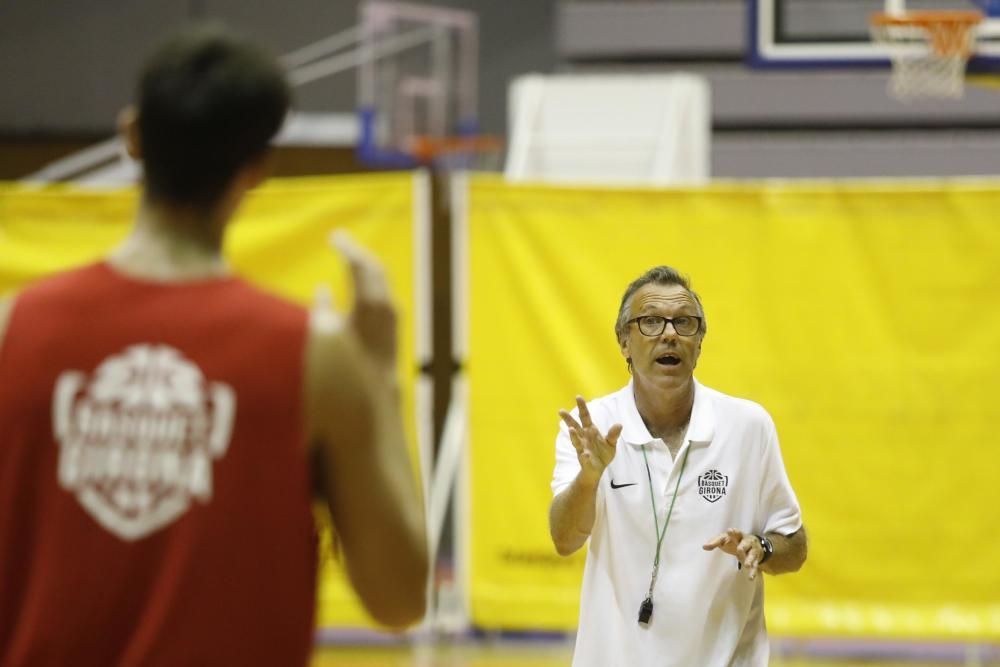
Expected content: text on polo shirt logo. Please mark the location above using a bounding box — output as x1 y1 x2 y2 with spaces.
697 469 728 503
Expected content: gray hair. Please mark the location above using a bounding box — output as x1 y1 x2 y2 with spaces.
614 266 706 344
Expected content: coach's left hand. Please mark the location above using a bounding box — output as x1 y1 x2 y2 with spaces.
702 528 763 581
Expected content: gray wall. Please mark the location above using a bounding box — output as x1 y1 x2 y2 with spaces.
2 0 997 176
0 0 190 133
0 0 357 133
422 0 556 134
0 0 555 136
558 1 1000 177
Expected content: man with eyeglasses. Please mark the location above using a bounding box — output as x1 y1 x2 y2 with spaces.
549 266 807 667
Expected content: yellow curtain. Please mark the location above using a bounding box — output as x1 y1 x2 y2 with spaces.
0 173 426 629
464 174 1000 639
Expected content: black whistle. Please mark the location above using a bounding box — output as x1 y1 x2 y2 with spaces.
638 597 654 627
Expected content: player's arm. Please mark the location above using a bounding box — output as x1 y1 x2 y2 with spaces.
306 234 428 629
0 297 14 356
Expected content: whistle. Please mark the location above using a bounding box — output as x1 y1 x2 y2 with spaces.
638 597 654 627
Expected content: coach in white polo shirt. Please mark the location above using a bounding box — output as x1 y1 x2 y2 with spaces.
550 266 807 667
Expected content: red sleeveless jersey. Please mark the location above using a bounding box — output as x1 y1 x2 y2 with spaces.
0 262 317 666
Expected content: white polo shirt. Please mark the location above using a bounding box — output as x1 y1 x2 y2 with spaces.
552 379 802 667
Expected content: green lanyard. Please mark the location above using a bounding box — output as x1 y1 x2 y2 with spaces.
640 442 691 598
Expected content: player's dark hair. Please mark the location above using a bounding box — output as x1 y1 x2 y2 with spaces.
137 25 290 208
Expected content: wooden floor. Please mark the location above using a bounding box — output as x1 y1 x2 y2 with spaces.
311 640 999 666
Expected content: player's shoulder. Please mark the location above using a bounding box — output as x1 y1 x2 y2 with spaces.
303 306 358 388
12 262 106 304
224 279 309 336
302 313 371 448
0 264 102 358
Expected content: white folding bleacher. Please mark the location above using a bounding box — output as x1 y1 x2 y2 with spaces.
504 73 711 186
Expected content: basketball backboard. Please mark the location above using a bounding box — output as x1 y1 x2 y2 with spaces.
749 0 1000 68
280 1 489 168
356 1 483 167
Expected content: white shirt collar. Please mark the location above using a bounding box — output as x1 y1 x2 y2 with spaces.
617 377 715 446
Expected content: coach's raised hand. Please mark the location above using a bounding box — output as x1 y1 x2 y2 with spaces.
550 397 622 556
558 396 623 486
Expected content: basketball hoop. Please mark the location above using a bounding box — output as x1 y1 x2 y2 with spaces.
408 134 504 170
870 10 984 99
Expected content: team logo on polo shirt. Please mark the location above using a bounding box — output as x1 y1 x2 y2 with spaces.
697 469 728 503
51 344 236 541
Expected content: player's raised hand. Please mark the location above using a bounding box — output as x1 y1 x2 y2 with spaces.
330 231 397 369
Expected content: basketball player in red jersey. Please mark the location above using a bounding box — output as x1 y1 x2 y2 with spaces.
0 26 427 665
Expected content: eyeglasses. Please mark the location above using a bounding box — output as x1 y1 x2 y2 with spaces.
626 315 702 337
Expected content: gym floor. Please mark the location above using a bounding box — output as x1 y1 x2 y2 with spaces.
311 639 1000 666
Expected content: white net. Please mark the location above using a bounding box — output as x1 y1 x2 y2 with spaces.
887 52 968 97
871 12 982 99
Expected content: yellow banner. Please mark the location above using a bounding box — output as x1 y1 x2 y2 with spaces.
0 173 427 629
464 175 1000 639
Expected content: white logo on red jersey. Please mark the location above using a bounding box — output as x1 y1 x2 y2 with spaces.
52 344 236 541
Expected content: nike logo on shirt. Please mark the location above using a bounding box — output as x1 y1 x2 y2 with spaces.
610 480 637 489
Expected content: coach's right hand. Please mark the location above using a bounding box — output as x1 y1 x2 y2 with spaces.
559 396 622 486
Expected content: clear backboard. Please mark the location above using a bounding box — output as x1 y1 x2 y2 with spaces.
749 0 1000 68
281 1 496 169
355 1 494 168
